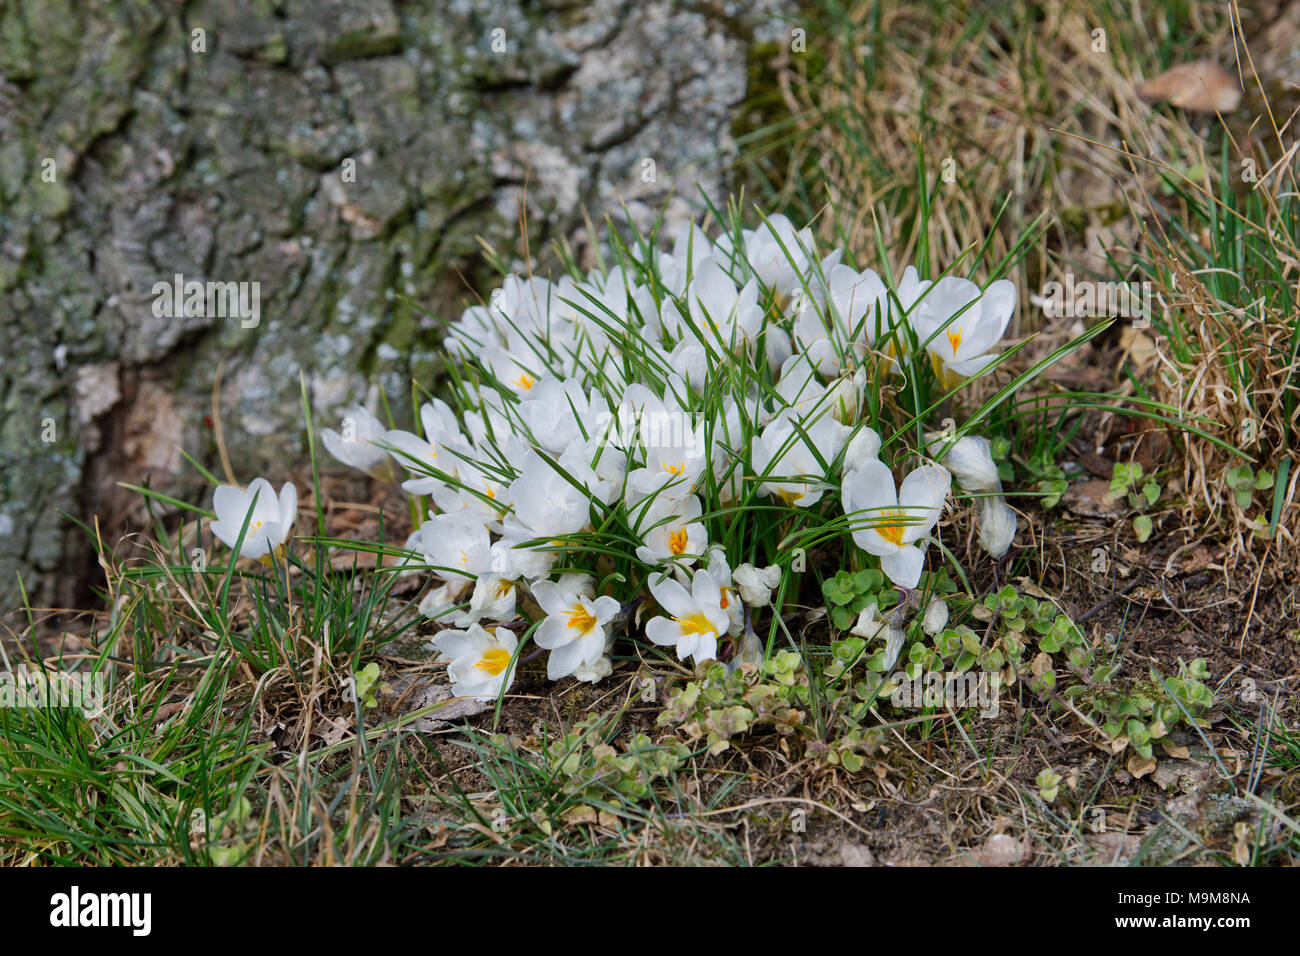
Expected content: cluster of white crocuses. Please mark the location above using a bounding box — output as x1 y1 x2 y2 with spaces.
207 213 1020 702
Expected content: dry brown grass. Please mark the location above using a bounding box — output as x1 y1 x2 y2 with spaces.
760 0 1299 567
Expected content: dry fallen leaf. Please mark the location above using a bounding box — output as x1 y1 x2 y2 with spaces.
1119 326 1158 372
1137 61 1241 113
1127 752 1157 779
1063 479 1127 518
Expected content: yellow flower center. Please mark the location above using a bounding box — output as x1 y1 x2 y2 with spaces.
946 327 963 355
515 373 536 390
720 588 731 610
495 580 514 600
879 510 906 547
253 520 263 529
668 527 689 555
567 604 598 635
475 648 511 676
458 549 468 566
673 613 718 639
777 487 800 506
664 462 684 475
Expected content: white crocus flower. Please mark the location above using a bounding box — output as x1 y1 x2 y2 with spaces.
572 655 613 684
634 495 708 567
655 223 713 296
410 511 493 584
775 353 864 424
211 478 297 563
685 257 764 347
487 538 555 583
909 276 1016 389
621 387 707 504
842 461 951 588
644 568 731 664
701 545 744 635
793 265 890 376
843 426 882 473
752 411 851 508
503 449 592 542
519 377 602 457
443 572 518 628
669 338 710 391
732 213 836 298
765 324 794 375
418 579 472 623
385 399 470 495
482 332 548 395
733 563 782 607
533 576 621 681
896 265 932 313
445 302 502 359
558 433 626 507
926 433 1017 559
431 623 518 701
428 457 509 532
490 274 560 337
708 396 752 504
320 405 394 479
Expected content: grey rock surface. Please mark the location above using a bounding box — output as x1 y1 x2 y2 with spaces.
0 0 788 613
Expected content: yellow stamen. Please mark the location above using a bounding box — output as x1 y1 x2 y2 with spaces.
668 526 690 555
664 462 684 475
458 549 468 566
515 373 536 390
673 613 717 639
475 648 511 676
720 589 730 610
945 327 963 355
879 510 906 547
567 604 598 635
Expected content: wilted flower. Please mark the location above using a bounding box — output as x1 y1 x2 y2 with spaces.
927 432 1017 558
732 563 781 607
850 603 907 672
922 598 949 635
